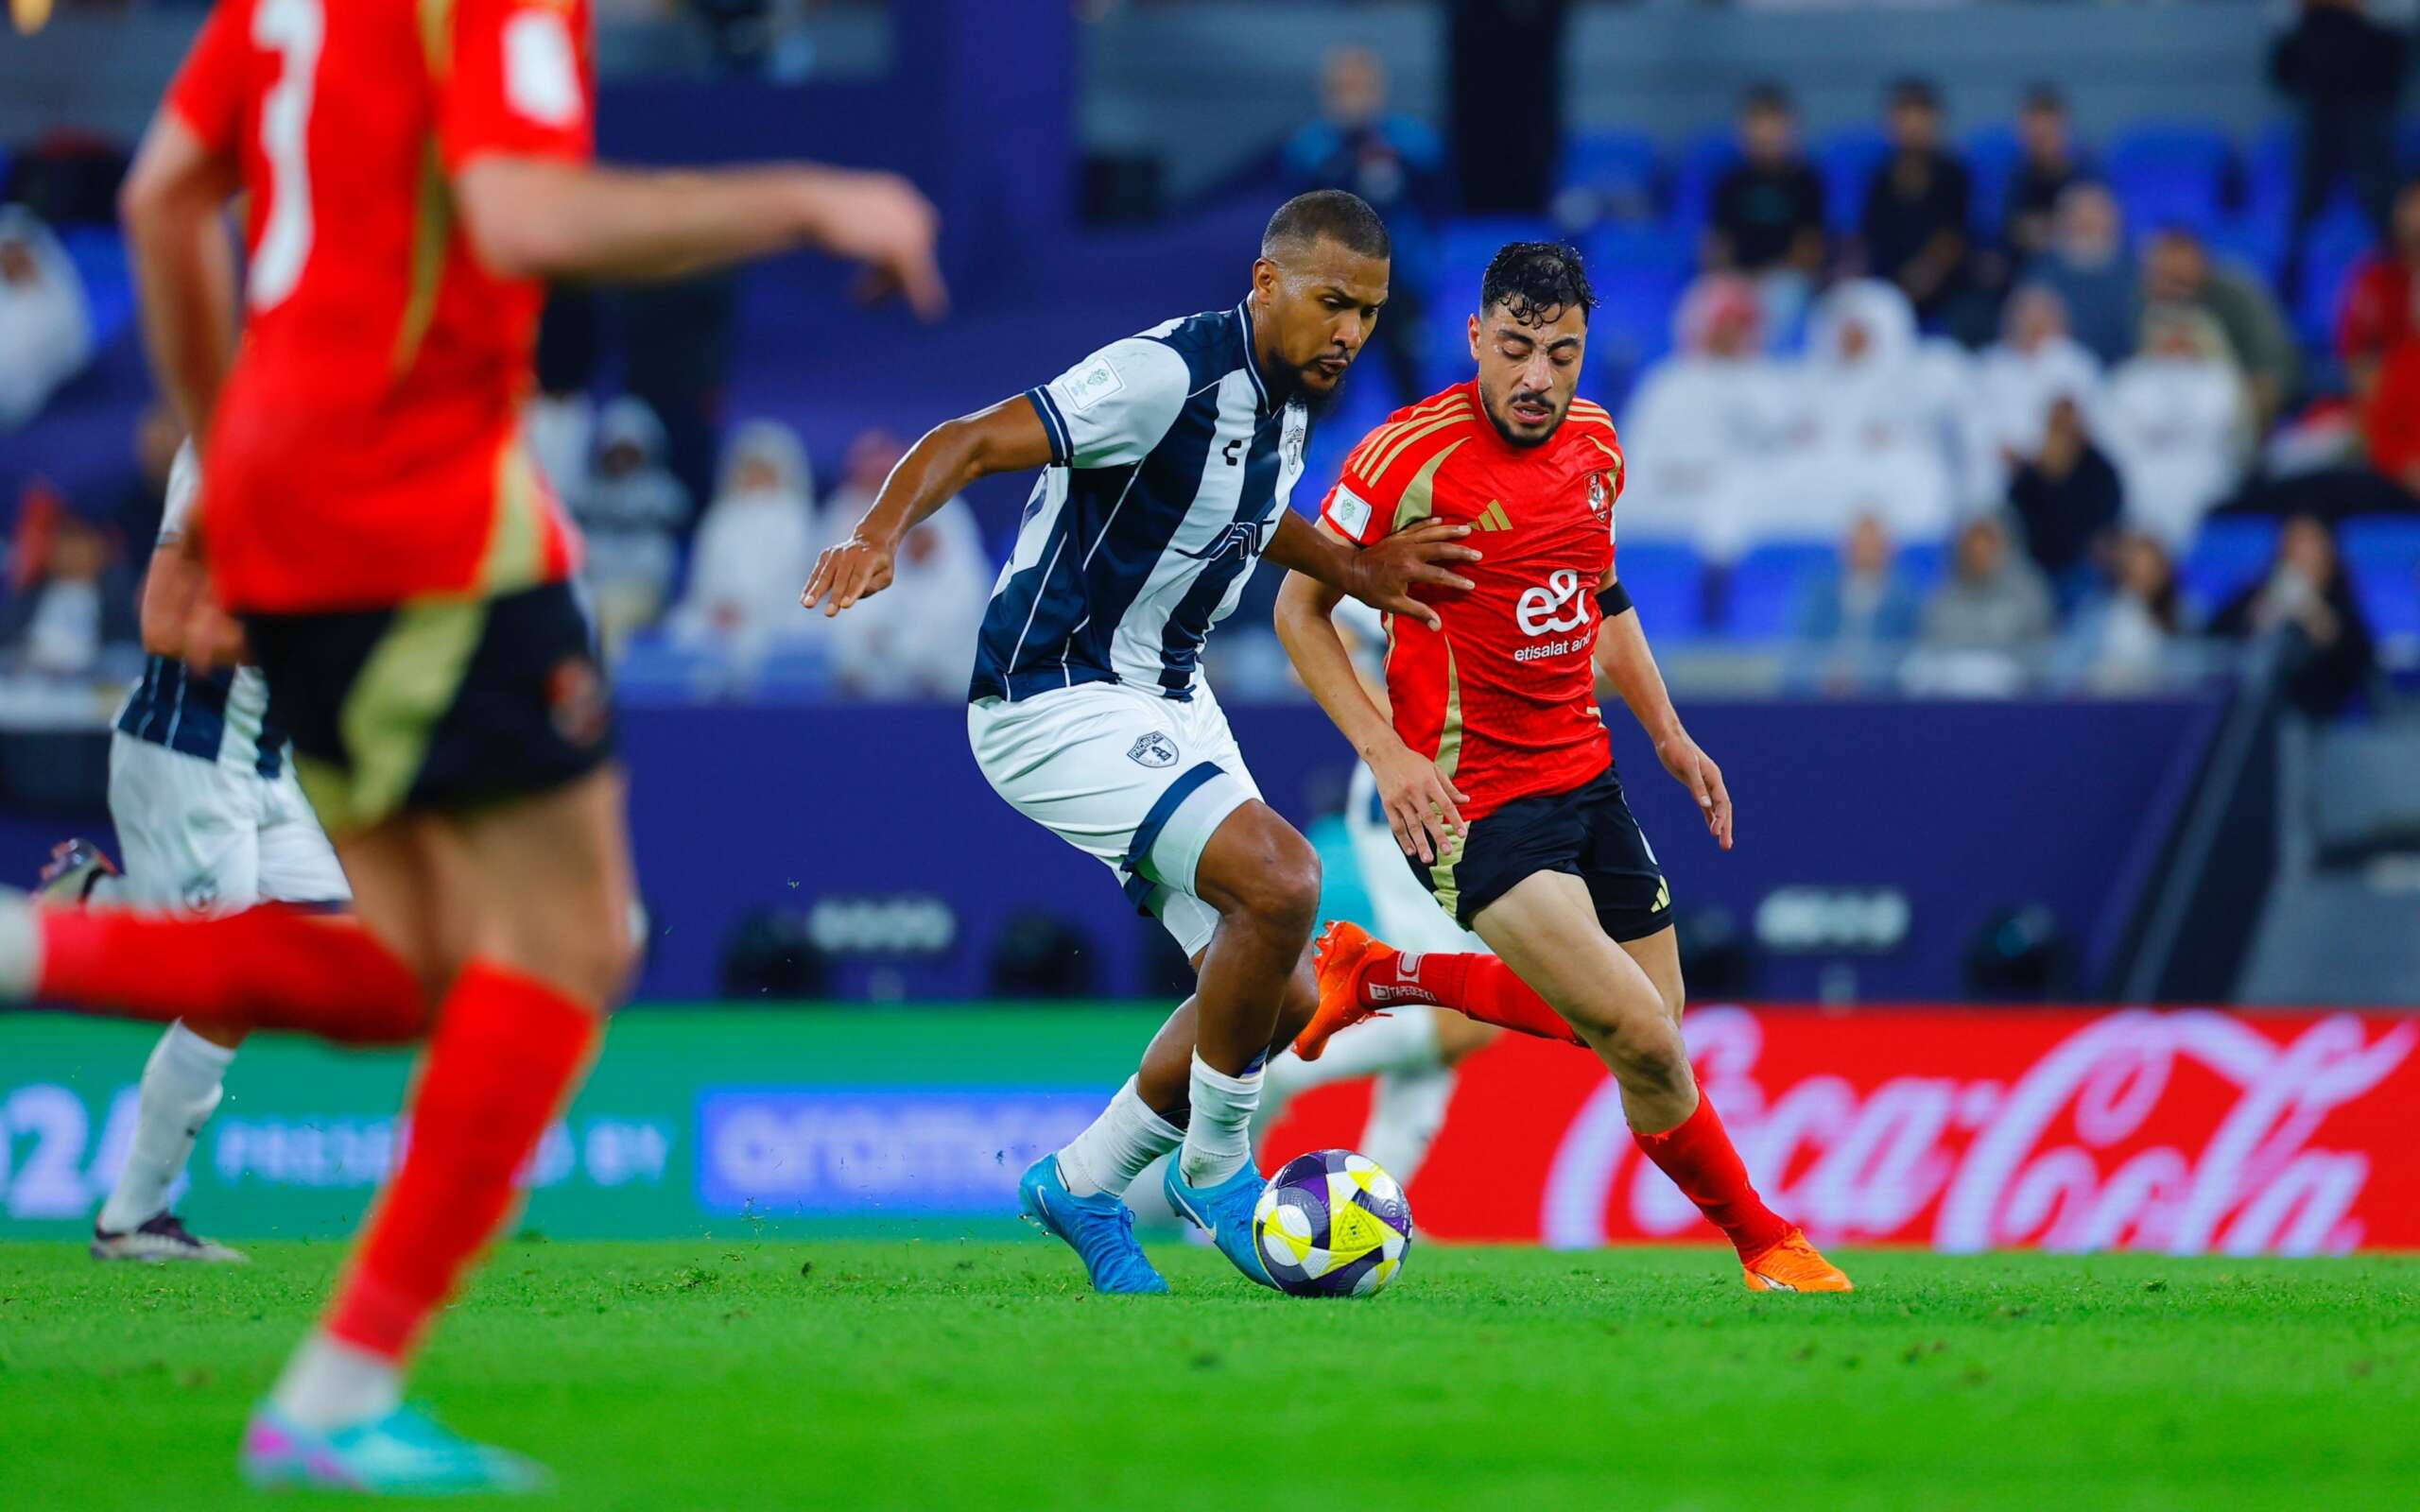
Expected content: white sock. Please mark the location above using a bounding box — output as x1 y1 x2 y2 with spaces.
98 1022 235 1232
1362 1067 1458 1190
1291 1007 1443 1087
0 894 42 999
1178 1051 1260 1187
1054 1076 1184 1198
270 1332 404 1432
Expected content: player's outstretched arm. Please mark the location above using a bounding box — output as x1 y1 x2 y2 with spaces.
119 115 239 441
1596 589 1733 850
453 158 944 315
1274 528 1469 864
1264 512 1479 633
802 398 1055 615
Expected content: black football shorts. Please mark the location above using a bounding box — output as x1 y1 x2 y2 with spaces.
1408 765 1671 939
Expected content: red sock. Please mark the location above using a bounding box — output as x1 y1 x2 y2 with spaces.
324 960 602 1363
1633 1094 1791 1259
36 905 426 1044
1358 949 1585 1046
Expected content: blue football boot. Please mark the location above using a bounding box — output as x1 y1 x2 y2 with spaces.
239 1403 552 1494
1018 1154 1169 1295
1165 1159 1276 1290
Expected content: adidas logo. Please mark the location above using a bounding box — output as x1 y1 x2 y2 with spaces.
1472 501 1513 532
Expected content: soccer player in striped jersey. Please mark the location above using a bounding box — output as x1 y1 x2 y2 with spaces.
805 191 1478 1293
1277 242 1850 1293
41 441 350 1264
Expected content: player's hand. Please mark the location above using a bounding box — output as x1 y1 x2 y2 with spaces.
1369 741 1470 866
801 533 899 616
178 593 249 676
1346 520 1479 631
798 169 947 322
1655 730 1733 851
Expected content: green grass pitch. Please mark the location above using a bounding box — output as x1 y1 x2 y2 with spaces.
2 1240 2413 1510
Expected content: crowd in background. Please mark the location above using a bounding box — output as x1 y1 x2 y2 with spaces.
2 0 2415 724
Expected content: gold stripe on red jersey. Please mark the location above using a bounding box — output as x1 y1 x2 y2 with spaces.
1355 403 1470 481
392 140 454 376
476 436 551 593
1390 438 1468 534
1343 389 1468 473
1366 407 1475 485
1426 641 1467 919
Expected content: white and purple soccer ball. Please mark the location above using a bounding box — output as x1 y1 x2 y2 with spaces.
1252 1148 1413 1298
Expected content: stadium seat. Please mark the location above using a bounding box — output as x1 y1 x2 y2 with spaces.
2204 216 2288 289
1724 541 1836 640
2104 122 2234 234
1557 129 1662 221
1668 129 1741 232
2342 519 2420 643
1896 541 1948 597
1813 126 1891 234
1963 125 2023 238
2291 198 2380 346
614 636 724 705
1612 541 1706 640
2181 515 2281 612
2243 120 2301 228
752 647 836 702
57 226 134 349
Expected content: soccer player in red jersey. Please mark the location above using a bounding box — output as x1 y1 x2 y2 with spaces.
0 0 943 1490
1275 242 1850 1293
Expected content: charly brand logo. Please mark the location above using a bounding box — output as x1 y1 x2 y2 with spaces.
1177 517 1270 565
1126 732 1179 768
1537 1008 2418 1255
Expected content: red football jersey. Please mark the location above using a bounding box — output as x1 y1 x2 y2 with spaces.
1319 382 1626 820
166 0 593 613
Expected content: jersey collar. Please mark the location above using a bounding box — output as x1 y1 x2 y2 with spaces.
1235 298 1275 413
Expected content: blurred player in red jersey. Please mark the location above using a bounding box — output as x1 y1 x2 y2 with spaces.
1275 242 1850 1294
0 0 942 1490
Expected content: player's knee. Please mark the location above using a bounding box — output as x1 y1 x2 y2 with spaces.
1217 829 1322 939
1602 1014 1691 1097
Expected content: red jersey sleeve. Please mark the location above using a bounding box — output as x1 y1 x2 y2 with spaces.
441 0 596 174
1320 422 1411 546
164 0 254 157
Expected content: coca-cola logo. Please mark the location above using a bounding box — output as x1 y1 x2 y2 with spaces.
1539 1008 2417 1256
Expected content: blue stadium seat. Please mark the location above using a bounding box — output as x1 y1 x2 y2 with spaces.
1963 125 2024 237
1813 126 1891 234
2342 519 2420 643
752 647 835 702
2181 515 2281 612
614 636 723 705
2204 216 2288 289
1613 541 1705 639
1557 129 1662 219
2291 198 2380 346
2244 120 2301 227
1725 542 1837 640
2104 122 2234 234
1669 129 1741 232
1896 541 1948 597
57 226 134 348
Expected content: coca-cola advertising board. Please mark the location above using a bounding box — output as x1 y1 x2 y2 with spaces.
1263 1006 2420 1254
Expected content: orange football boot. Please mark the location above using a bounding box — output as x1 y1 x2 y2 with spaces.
1741 1228 1853 1293
1292 919 1397 1061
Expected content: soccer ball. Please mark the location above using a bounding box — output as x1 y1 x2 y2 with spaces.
1252 1149 1412 1298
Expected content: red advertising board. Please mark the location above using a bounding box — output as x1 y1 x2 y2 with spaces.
1262 1006 2420 1253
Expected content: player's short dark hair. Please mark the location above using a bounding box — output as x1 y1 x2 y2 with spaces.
1740 81 1793 117
2021 81 2066 115
1480 241 1595 327
1261 190 1392 263
1889 77 1943 113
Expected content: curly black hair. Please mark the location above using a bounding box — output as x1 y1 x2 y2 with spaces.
1479 241 1595 327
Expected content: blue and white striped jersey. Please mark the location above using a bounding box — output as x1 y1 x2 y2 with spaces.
970 299 1311 704
113 443 288 780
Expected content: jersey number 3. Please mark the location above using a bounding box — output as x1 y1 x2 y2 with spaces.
250 0 324 313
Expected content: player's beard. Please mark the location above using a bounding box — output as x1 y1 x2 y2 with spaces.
1274 355 1354 418
1479 385 1567 449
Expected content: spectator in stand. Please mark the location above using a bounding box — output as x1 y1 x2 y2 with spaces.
823 434 990 699
1282 46 1443 404
1780 280 1961 544
573 397 692 656
0 206 93 430
1787 512 1921 694
2143 226 2300 431
2336 179 2420 400
2212 512 2377 719
2270 0 2408 254
1906 513 2055 696
2099 305 2254 549
0 506 139 678
2058 531 2194 694
1860 77 1979 338
2005 84 2086 263
669 421 821 660
2007 395 2123 600
1705 82 1827 337
1616 274 1796 561
2028 182 2139 366
1977 283 2102 480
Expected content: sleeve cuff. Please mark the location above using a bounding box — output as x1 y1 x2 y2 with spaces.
1025 386 1073 466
